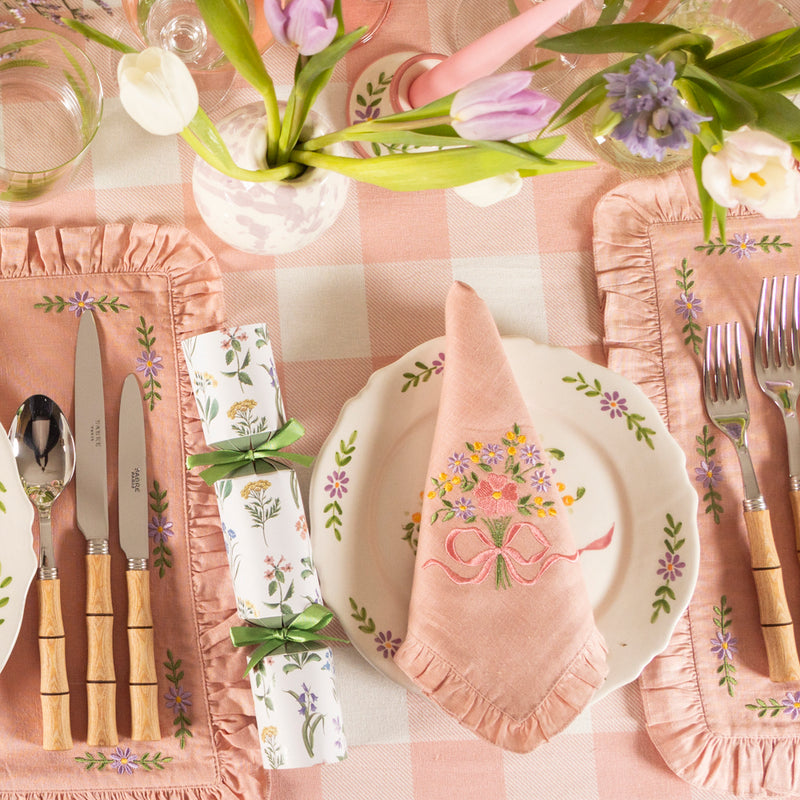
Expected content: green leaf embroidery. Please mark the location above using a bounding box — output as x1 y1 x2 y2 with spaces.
136 316 163 411
164 650 193 748
149 480 173 577
34 294 130 314
712 595 737 697
696 424 724 524
675 259 703 355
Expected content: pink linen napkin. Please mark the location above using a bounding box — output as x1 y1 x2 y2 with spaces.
393 281 611 753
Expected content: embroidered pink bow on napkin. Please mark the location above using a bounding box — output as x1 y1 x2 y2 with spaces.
393 281 612 753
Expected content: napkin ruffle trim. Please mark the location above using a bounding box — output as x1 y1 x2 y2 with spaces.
396 626 608 753
2 225 266 799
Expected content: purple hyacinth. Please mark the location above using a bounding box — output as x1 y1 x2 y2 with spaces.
604 55 709 161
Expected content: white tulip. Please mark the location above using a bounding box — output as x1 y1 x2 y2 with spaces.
701 128 800 219
117 48 199 136
453 171 523 207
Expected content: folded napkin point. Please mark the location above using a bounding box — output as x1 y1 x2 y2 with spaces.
393 282 609 752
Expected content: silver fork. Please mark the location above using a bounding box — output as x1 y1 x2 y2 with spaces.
754 275 800 567
704 322 800 682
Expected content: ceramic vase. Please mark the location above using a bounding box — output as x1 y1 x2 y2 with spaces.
192 102 349 255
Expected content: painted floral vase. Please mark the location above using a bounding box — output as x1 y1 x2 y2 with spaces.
192 102 349 255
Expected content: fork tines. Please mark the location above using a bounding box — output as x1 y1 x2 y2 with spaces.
704 321 746 408
755 275 800 374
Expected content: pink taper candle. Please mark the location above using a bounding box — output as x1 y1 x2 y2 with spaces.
408 0 585 108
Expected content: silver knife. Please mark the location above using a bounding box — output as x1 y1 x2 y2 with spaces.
119 373 160 741
74 309 117 746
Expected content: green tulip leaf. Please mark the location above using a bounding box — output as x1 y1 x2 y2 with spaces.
539 23 713 59
280 27 367 157
721 79 800 142
703 27 800 74
194 0 272 95
679 67 756 131
596 0 627 25
290 146 591 191
735 55 800 90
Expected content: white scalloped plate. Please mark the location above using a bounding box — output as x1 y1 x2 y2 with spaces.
0 429 37 674
310 337 699 700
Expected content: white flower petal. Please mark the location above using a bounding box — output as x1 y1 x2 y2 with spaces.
117 47 199 136
453 172 523 207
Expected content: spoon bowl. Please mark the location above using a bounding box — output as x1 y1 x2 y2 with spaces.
9 395 75 580
9 394 75 751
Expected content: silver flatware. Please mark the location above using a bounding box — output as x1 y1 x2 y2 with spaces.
74 310 117 746
119 373 160 741
10 395 75 750
704 322 800 682
754 275 800 567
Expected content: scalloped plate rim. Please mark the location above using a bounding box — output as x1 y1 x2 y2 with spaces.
310 336 699 700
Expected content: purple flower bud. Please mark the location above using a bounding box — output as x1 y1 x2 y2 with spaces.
263 0 338 56
449 72 558 141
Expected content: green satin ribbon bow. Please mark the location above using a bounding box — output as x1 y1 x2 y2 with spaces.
230 603 348 676
186 418 314 485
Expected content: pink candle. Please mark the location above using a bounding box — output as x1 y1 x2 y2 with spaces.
408 0 586 108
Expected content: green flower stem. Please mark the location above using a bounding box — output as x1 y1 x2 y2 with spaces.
301 116 454 151
180 128 303 183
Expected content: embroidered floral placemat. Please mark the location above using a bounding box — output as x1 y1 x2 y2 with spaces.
594 169 800 797
0 225 269 798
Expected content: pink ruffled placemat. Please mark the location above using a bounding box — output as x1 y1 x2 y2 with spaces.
594 169 800 797
0 224 270 798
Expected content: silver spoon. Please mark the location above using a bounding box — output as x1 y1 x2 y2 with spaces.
9 395 75 751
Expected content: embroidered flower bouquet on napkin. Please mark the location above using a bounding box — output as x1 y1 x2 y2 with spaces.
394 282 612 753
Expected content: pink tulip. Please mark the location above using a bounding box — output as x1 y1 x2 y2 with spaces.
263 0 338 56
450 72 558 141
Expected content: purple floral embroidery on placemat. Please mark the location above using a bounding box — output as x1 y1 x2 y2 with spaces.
34 291 130 315
75 746 173 773
711 596 737 696
674 259 703 355
695 232 792 257
695 425 724 524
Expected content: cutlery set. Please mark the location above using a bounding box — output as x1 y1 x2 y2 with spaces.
704 276 800 683
9 311 159 750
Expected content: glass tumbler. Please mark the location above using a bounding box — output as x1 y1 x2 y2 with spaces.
0 28 103 203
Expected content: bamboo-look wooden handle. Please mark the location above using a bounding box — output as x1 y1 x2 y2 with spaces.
127 569 160 741
86 552 117 746
790 489 800 567
743 508 800 682
38 579 72 751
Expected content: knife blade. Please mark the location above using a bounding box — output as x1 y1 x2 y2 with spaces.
119 373 160 741
74 309 117 746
